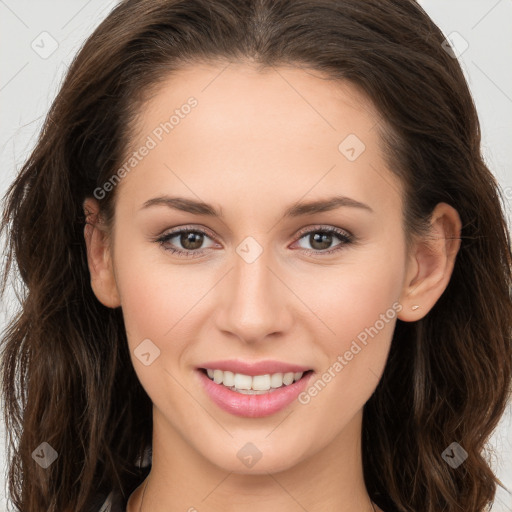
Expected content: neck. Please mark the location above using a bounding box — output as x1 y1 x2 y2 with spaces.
127 407 378 512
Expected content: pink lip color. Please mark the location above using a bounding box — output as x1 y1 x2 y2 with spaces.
198 359 311 376
196 369 314 418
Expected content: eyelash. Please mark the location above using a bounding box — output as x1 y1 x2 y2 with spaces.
154 225 354 259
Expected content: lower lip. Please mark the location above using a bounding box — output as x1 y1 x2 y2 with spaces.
196 369 314 418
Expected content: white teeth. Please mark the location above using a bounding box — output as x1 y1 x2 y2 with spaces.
233 373 252 390
213 369 223 384
270 372 283 388
204 369 305 392
222 370 235 387
252 374 271 391
282 372 294 385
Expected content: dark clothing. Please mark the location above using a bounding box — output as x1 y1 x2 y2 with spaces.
87 448 152 512
89 471 147 512
93 489 125 511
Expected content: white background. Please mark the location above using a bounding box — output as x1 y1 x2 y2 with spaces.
0 1 511 511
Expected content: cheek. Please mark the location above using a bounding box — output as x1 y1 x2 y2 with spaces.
295 241 405 420
295 263 403 438
113 248 201 403
333 268 402 345
112 231 202 344
117 271 179 343
301 246 405 349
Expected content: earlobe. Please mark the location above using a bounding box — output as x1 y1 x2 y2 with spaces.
83 198 121 309
398 202 461 322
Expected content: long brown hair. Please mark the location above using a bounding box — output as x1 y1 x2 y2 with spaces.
1 1 511 511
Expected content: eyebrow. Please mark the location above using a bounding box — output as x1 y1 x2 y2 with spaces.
140 195 374 217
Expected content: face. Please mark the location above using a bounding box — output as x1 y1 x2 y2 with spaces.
88 62 418 474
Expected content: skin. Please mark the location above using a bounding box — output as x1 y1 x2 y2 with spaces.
83 62 461 512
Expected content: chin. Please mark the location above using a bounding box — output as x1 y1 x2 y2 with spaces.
201 436 309 475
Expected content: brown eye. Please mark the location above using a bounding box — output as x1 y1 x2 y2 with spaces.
156 228 216 257
179 231 205 251
308 232 335 251
294 226 353 255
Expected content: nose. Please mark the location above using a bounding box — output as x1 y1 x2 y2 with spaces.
213 242 293 344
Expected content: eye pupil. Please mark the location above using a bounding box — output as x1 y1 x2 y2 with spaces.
182 232 204 250
311 232 333 250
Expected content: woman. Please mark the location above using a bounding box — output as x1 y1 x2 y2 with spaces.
1 0 511 511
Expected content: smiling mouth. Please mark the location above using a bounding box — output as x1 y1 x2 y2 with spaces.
199 368 314 394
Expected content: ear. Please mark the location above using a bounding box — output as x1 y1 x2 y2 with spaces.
83 197 121 308
398 202 461 321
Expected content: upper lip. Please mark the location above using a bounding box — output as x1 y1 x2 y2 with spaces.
198 359 312 376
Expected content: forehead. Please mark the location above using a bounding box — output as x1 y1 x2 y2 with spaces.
116 61 401 217
138 61 381 142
